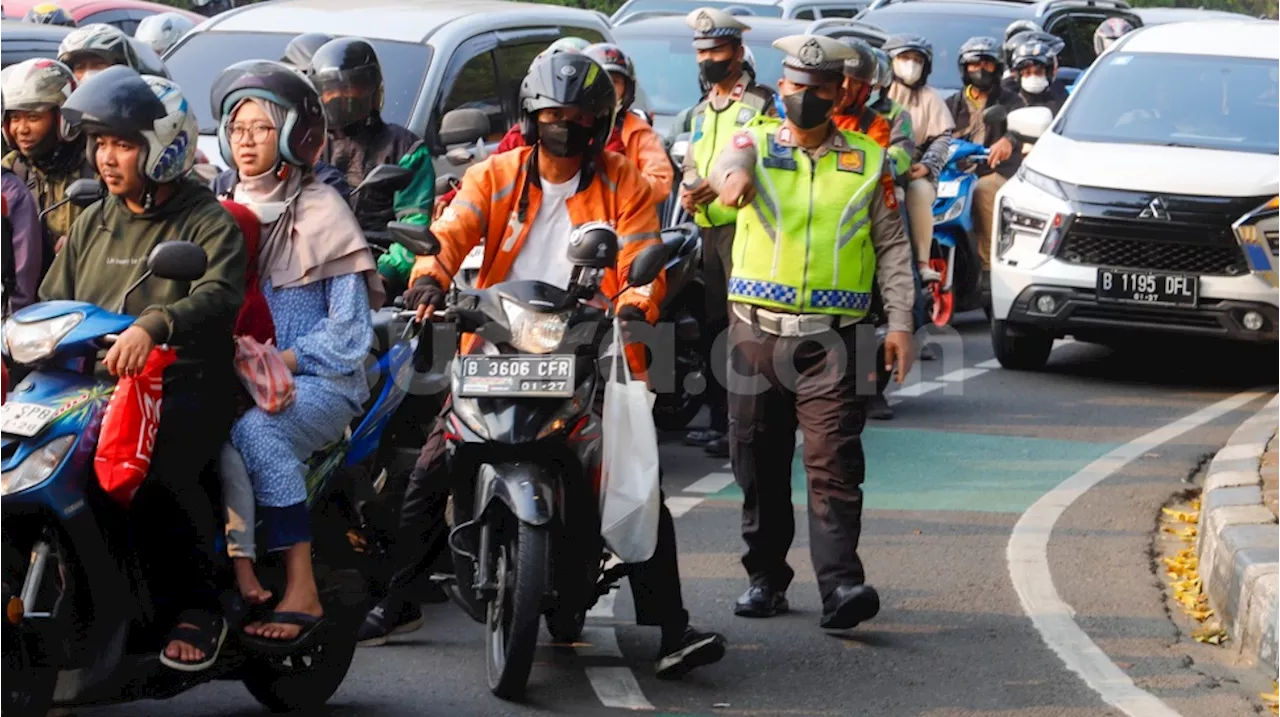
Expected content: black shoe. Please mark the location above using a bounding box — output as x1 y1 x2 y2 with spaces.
357 598 424 647
733 584 789 618
819 584 880 630
655 627 726 679
867 394 894 420
703 435 730 458
684 428 723 446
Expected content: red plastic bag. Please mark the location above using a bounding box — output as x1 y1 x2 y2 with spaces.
233 336 295 414
94 346 176 507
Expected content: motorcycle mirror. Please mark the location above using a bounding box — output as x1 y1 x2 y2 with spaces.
147 241 208 282
624 243 668 289
66 178 104 208
439 108 490 147
982 104 1008 126
434 173 460 196
565 222 619 269
353 164 414 195
445 147 474 166
388 221 441 257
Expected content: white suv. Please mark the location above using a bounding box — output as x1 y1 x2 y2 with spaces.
988 19 1278 370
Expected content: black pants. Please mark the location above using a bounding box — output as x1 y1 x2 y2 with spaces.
390 417 688 630
727 312 871 602
131 372 234 625
701 223 735 433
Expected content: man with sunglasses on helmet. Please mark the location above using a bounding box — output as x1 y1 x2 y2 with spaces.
360 50 727 678
39 66 247 673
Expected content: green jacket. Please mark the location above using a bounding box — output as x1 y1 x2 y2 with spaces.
3 141 97 241
39 177 246 370
377 142 435 282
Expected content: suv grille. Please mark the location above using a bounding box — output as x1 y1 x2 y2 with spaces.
1057 218 1248 276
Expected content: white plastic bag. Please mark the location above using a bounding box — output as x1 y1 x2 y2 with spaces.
599 317 661 563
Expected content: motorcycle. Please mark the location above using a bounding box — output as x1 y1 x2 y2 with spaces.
0 227 439 716
651 222 706 431
927 138 990 326
424 224 667 700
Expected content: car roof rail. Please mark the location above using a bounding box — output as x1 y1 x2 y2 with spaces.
1035 0 1131 17
805 17 888 40
865 0 1039 10
611 9 686 25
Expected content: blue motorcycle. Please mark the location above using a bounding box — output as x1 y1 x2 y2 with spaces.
1 226 440 716
927 138 990 326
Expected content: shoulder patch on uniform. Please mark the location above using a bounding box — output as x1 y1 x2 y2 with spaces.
730 83 745 101
838 149 865 174
766 134 790 157
881 173 898 210
732 131 754 149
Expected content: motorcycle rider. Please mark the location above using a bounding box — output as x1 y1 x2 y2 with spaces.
1000 29 1067 99
135 12 197 57
884 34 953 285
57 23 145 82
868 47 916 186
1093 17 1135 57
709 34 915 627
40 66 247 671
584 42 674 207
362 51 728 678
834 39 892 157
1 167 43 312
678 7 778 458
23 2 76 26
1011 39 1068 116
1 58 97 255
944 36 1023 274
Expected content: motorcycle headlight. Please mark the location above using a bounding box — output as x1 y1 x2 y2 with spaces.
1 434 76 496
4 313 84 364
502 299 568 355
936 195 967 224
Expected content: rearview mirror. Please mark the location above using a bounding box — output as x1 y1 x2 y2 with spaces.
1007 106 1054 141
353 164 413 195
982 104 1008 127
148 241 208 282
388 221 440 257
439 108 490 147
625 243 668 289
434 173 460 196
67 178 103 208
566 223 618 269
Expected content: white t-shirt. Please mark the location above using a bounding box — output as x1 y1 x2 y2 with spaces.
507 173 579 290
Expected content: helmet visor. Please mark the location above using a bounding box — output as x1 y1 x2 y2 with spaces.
60 65 165 141
312 65 379 128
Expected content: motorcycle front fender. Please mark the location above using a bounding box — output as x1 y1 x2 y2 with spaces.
475 462 555 527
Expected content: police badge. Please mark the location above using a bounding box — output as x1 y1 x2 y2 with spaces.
798 40 824 67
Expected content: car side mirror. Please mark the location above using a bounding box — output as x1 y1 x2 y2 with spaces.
566 223 619 269
148 241 208 282
440 108 490 147
388 221 440 257
67 178 103 208
353 164 413 195
982 104 1008 127
1007 106 1054 141
625 243 668 289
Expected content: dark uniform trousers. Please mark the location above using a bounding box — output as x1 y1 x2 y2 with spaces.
701 222 736 433
727 308 870 602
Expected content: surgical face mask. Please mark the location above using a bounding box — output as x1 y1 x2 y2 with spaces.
1021 74 1049 95
699 58 734 85
966 69 998 92
538 120 592 158
893 58 923 86
781 88 834 131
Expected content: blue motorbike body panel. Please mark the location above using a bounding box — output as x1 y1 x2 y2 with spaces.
346 338 414 466
931 139 988 248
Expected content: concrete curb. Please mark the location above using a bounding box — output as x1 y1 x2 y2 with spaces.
1196 395 1278 675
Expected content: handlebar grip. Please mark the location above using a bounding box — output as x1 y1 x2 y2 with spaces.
412 320 433 374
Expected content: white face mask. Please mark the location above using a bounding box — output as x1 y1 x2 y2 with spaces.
1021 75 1050 95
894 58 923 86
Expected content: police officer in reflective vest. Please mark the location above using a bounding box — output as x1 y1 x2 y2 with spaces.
679 7 777 458
708 34 916 630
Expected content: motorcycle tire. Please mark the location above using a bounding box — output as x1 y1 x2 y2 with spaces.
486 522 548 701
243 629 357 713
544 606 586 643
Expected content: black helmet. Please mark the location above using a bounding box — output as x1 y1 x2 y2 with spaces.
25 3 76 27
518 51 616 155
1004 29 1063 69
883 34 932 84
584 43 637 112
61 65 165 143
1011 39 1057 81
957 35 1003 76
1093 17 1134 56
282 32 333 72
211 60 327 168
309 37 383 130
839 37 877 85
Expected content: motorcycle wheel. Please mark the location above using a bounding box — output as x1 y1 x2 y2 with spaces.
485 522 548 701
929 257 954 327
242 630 357 713
651 346 707 432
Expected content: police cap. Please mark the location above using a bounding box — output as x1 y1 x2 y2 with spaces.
686 8 750 50
773 34 854 85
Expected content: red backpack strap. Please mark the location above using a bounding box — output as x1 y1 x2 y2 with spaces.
220 200 276 345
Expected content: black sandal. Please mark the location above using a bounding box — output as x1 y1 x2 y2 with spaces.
240 611 327 655
158 610 228 673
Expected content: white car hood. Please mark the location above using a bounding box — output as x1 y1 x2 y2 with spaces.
1028 132 1279 197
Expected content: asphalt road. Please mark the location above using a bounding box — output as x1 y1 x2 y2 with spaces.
80 313 1276 717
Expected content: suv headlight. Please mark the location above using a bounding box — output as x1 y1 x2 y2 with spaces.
1017 165 1068 202
4 313 84 364
502 299 568 354
2 434 76 496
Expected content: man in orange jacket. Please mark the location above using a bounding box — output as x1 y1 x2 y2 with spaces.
360 51 728 679
585 42 674 208
834 38 892 149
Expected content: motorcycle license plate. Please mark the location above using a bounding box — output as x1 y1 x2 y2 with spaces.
1096 268 1198 307
1 402 59 438
458 355 575 398
936 180 961 199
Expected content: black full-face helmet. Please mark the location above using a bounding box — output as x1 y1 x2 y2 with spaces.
518 52 616 155
309 37 383 130
281 32 334 73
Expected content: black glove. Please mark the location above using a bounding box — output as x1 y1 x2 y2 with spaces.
403 276 445 312
617 304 647 322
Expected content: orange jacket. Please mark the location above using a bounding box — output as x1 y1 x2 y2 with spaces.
618 112 674 208
411 146 666 323
835 109 892 149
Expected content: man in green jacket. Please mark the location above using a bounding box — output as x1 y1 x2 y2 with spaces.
40 67 246 673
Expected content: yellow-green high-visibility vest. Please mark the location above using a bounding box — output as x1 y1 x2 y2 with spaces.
690 82 772 228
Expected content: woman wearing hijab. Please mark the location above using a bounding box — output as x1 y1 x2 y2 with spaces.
210 60 381 645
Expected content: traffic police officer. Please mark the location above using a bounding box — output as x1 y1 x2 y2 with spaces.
679 7 777 458
709 34 916 629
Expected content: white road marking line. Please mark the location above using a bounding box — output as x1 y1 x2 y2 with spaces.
584 667 655 710
1007 388 1268 717
937 367 988 382
975 359 1002 369
684 471 734 494
891 380 945 397
665 495 702 518
576 626 623 658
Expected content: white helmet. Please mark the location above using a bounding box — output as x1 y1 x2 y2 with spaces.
1 58 80 145
57 23 138 73
135 12 196 56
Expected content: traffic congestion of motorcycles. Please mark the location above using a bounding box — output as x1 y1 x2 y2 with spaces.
0 0 1276 715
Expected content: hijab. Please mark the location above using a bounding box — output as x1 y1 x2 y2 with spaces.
230 97 385 308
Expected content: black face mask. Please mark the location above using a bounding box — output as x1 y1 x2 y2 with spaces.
538 120 592 158
699 58 734 85
782 89 834 131
966 69 999 92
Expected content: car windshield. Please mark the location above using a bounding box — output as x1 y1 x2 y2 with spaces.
618 34 788 116
165 32 431 134
1058 52 1279 155
859 11 1012 91
615 0 783 20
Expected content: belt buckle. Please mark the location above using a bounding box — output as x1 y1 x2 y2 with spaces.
778 314 803 338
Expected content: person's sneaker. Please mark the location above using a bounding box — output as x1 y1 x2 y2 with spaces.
703 435 730 458
357 598 424 647
655 627 726 679
684 428 722 446
733 584 789 618
918 265 942 284
867 393 894 420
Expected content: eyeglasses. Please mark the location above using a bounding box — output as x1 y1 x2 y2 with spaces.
228 123 276 144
